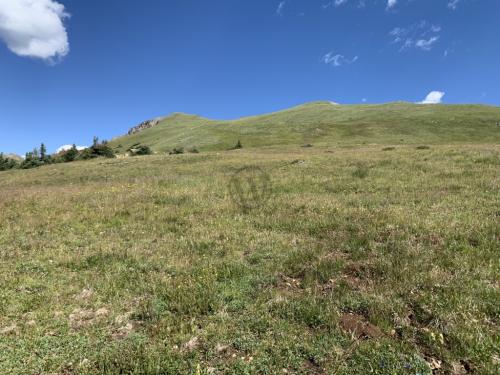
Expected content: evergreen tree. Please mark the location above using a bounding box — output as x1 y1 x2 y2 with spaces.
61 144 79 162
40 143 47 161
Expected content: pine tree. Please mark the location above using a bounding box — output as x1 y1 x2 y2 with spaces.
40 143 47 161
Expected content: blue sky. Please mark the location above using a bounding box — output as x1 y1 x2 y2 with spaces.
0 0 499 155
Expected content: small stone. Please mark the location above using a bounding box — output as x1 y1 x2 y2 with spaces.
215 344 229 354
0 324 17 335
426 357 442 370
183 336 199 352
79 358 90 368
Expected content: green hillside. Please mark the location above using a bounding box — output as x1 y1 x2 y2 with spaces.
109 102 500 153
1 144 499 373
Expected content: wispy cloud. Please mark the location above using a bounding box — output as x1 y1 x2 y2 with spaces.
448 0 460 10
419 91 445 104
276 1 286 16
0 0 70 62
390 21 441 52
321 52 359 67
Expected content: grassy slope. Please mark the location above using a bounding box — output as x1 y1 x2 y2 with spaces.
109 102 500 153
0 144 499 374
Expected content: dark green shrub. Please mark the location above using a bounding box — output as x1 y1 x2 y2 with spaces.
169 147 184 155
78 141 115 160
128 145 152 156
0 153 18 171
231 140 243 150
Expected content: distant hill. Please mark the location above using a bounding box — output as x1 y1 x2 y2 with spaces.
109 102 500 153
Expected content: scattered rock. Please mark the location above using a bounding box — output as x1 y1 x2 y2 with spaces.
113 322 134 340
76 288 94 300
79 358 91 368
451 361 467 375
0 324 17 335
127 117 165 135
339 313 383 339
425 357 442 371
114 311 133 325
215 343 229 354
183 336 199 352
278 274 302 290
492 354 500 365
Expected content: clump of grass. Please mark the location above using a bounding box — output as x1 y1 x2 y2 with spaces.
416 145 431 150
382 147 395 151
352 163 370 178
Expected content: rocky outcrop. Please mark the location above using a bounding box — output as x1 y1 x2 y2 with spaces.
127 117 165 135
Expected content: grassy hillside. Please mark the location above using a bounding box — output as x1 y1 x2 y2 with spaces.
109 102 500 153
0 144 498 374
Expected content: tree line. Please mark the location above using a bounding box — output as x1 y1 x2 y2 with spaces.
0 137 115 172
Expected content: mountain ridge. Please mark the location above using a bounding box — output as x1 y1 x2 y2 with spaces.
112 101 500 154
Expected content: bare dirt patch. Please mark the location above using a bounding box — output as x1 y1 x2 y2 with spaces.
339 313 383 339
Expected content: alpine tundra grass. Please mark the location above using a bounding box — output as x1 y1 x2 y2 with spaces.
0 144 498 374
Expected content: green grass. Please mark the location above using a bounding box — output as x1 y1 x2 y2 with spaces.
0 143 498 374
108 102 500 154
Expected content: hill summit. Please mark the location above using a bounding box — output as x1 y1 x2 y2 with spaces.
110 101 500 153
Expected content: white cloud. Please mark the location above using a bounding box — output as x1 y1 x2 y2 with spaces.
56 145 87 153
277 1 286 16
335 0 349 6
387 0 397 9
0 0 70 61
420 91 445 104
321 52 358 67
415 36 439 51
